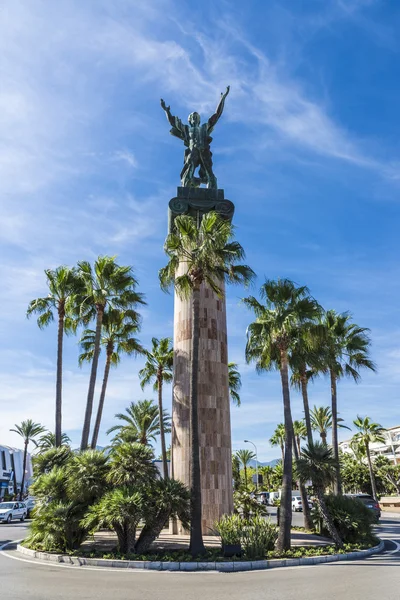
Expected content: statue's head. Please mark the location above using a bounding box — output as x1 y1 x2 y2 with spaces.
188 112 200 126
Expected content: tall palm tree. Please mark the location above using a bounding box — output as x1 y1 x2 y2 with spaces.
27 266 81 447
244 279 321 551
352 416 386 500
296 442 343 548
76 256 146 450
107 399 171 447
293 420 307 455
319 310 376 494
269 424 285 464
159 212 254 557
228 362 242 406
139 337 173 480
79 308 144 449
36 431 71 453
310 406 350 445
235 449 255 489
10 420 45 499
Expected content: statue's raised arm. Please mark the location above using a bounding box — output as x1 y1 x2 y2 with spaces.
207 86 230 132
160 98 186 142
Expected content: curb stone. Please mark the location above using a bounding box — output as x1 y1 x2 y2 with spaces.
15 540 384 573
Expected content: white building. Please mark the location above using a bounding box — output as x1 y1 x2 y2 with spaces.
339 425 400 465
0 445 33 497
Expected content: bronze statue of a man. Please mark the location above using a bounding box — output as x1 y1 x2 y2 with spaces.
160 86 230 189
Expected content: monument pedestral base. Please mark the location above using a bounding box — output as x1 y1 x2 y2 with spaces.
168 187 235 232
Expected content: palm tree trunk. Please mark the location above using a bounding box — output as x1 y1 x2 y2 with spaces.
158 370 169 479
136 510 169 554
365 443 378 499
80 305 104 451
300 369 313 445
188 286 205 557
55 305 65 447
321 431 327 445
244 464 248 489
280 444 285 465
292 437 313 531
90 349 112 449
315 488 343 548
330 370 342 495
19 440 28 501
276 350 293 553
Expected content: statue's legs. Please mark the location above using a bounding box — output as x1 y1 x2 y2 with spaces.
199 150 217 189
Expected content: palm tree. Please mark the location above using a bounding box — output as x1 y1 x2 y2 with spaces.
107 399 171 446
310 406 350 445
352 416 386 500
296 442 343 548
36 432 71 453
244 279 321 551
79 308 144 449
27 266 81 447
349 437 367 464
159 211 254 557
138 337 173 479
260 465 274 490
291 418 313 531
269 424 285 464
10 420 45 499
293 420 307 455
77 256 146 451
228 362 242 406
235 449 255 489
319 310 376 494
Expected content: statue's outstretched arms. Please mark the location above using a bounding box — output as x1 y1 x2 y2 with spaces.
207 85 230 131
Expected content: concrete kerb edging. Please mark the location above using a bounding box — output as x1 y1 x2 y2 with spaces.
16 540 384 572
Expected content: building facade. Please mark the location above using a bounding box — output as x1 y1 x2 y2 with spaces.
0 445 33 498
339 425 400 464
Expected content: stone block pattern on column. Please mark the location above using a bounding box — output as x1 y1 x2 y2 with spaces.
172 267 234 534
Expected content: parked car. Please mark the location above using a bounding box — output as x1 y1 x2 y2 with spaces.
345 494 381 521
25 497 35 518
0 502 27 524
292 496 303 512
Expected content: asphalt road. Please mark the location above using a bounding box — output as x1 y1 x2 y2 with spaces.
1 518 399 600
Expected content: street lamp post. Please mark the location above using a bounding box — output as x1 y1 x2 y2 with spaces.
244 439 258 492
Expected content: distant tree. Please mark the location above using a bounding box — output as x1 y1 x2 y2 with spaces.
269 424 285 464
76 256 146 451
36 432 71 454
319 311 376 494
27 266 82 447
235 449 255 490
139 337 173 479
107 399 171 447
232 454 242 491
310 406 350 445
296 442 343 548
79 308 144 449
228 362 242 406
293 420 307 455
352 416 386 499
10 420 45 499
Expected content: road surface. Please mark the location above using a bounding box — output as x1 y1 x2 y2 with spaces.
1 517 399 600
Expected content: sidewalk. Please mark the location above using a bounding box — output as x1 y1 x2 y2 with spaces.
81 529 332 553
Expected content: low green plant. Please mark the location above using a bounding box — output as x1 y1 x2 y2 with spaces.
241 515 278 559
311 495 374 544
213 513 243 545
233 491 268 518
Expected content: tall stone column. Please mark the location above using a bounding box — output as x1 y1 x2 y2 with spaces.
170 187 235 534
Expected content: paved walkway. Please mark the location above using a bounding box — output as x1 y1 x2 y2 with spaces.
81 529 332 552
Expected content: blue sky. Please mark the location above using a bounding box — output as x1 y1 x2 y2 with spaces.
1 0 400 460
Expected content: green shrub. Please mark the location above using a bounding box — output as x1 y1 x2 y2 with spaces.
233 491 268 518
213 514 243 545
312 495 374 544
214 514 278 559
241 515 278 559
